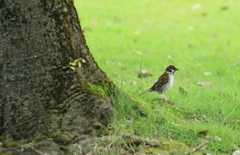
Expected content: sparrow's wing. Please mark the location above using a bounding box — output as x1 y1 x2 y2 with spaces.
139 72 169 96
149 72 169 91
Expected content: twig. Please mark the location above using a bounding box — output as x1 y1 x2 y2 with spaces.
183 141 209 155
77 144 83 154
27 145 46 155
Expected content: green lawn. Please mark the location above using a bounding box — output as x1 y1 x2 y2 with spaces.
75 0 239 154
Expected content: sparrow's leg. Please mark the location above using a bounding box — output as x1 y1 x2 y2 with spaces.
159 93 169 101
159 93 164 98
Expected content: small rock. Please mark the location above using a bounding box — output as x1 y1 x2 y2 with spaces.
232 150 240 155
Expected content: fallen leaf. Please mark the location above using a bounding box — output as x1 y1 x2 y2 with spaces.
230 63 238 67
191 3 201 10
211 33 218 37
188 26 194 30
138 70 153 78
120 67 127 70
204 72 212 75
221 6 228 10
197 81 212 86
197 129 210 136
201 12 208 17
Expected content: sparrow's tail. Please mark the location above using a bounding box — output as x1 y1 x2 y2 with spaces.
139 90 150 96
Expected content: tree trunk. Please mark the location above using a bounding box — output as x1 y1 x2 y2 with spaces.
0 0 114 153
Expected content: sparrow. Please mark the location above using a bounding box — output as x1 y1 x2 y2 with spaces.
139 65 179 99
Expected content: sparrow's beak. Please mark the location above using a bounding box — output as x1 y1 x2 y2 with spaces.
175 68 179 71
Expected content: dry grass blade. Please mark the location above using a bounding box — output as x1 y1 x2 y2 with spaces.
183 141 209 155
27 145 47 155
197 81 212 86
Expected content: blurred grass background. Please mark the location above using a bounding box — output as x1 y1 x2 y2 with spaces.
75 0 239 154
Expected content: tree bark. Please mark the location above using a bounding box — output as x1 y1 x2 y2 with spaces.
0 0 114 152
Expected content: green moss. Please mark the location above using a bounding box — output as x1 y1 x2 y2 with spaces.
52 131 72 145
126 92 148 107
159 141 189 150
0 135 3 143
2 151 17 155
84 79 115 98
87 82 106 97
3 141 22 148
143 142 191 154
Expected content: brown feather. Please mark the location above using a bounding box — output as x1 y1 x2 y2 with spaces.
149 72 169 93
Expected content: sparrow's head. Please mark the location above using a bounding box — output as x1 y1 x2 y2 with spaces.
165 65 179 73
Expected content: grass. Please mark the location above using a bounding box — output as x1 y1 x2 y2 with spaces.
75 0 240 154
